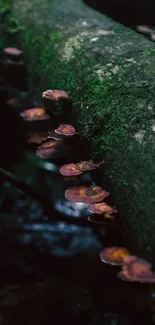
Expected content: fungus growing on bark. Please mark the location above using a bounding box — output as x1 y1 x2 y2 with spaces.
55 124 77 136
65 185 109 204
59 160 104 177
43 89 69 101
36 139 71 160
59 163 83 176
88 202 117 214
36 140 58 159
100 247 131 266
76 160 104 171
28 132 49 144
0 47 28 91
20 108 50 121
42 89 69 114
3 47 23 61
118 255 155 283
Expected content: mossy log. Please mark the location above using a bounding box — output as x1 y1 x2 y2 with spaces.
5 0 155 263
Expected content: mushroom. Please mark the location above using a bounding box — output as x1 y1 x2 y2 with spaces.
100 247 131 266
42 89 69 101
28 132 49 144
76 160 104 171
36 139 71 160
55 124 78 136
88 202 117 214
42 89 69 114
3 47 23 61
20 108 50 121
0 48 28 92
59 163 83 176
59 160 104 177
36 140 58 159
65 185 109 204
118 255 155 283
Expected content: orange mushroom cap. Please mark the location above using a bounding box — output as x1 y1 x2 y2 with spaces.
65 185 109 204
20 108 50 121
76 160 104 171
36 140 58 159
36 139 71 160
59 163 83 176
55 124 77 136
42 89 69 101
4 47 23 56
100 246 131 265
118 255 155 283
88 202 117 214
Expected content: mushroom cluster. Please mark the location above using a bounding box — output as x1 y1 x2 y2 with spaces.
65 185 109 204
99 247 155 283
4 50 153 288
59 160 104 176
20 87 116 222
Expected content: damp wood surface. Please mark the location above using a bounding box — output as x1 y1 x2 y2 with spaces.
2 0 155 265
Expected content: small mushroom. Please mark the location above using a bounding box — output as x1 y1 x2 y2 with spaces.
36 139 71 160
36 140 58 159
76 160 104 171
42 89 69 101
59 163 83 176
65 185 109 204
65 186 88 203
88 202 117 214
136 25 153 34
59 160 104 177
0 48 28 91
55 124 77 136
28 132 49 144
42 89 69 114
100 247 131 266
20 108 50 121
85 185 109 201
3 47 23 59
118 255 155 283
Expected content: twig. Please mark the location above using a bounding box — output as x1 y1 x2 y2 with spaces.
0 166 97 226
0 166 54 216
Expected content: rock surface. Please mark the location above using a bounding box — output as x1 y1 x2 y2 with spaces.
5 0 155 264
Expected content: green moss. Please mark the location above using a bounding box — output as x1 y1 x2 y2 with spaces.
0 0 24 47
143 48 155 56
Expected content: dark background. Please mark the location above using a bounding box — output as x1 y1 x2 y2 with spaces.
84 0 155 27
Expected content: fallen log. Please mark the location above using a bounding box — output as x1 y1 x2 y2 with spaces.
4 0 155 264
